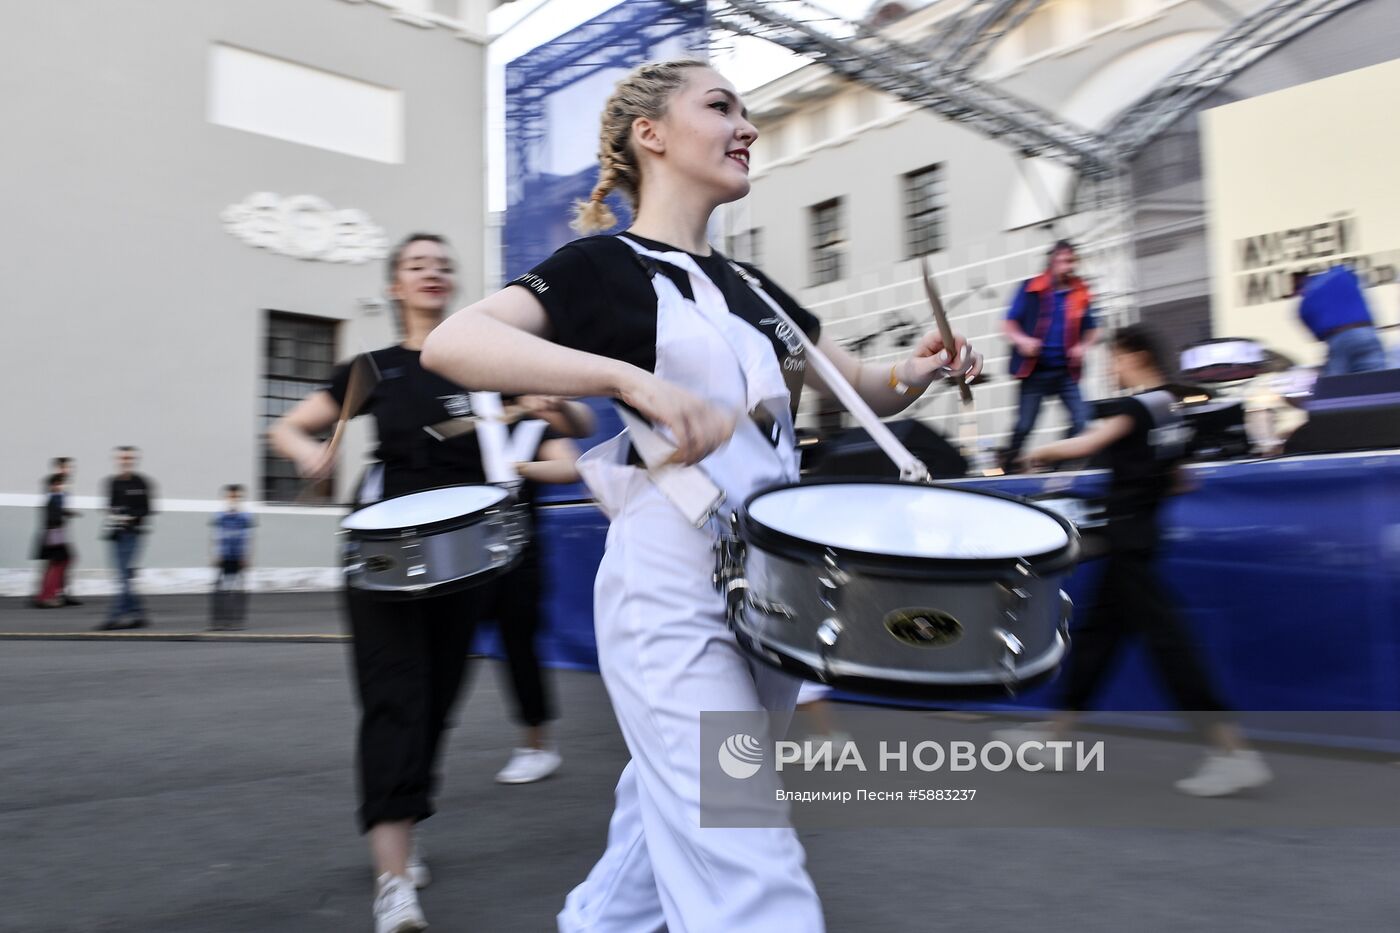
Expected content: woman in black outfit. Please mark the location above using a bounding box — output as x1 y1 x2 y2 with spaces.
32 471 76 608
270 233 592 933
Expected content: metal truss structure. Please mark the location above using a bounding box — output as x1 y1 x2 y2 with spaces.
701 0 1367 327
706 0 1118 177
922 0 1045 74
1102 0 1366 156
706 0 1368 173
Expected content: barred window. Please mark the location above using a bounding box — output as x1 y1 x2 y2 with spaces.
809 199 844 287
262 312 338 504
904 164 945 258
726 227 763 266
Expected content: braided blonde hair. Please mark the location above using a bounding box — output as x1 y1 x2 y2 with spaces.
571 59 709 234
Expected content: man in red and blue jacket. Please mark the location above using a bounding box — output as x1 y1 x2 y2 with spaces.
1002 240 1099 470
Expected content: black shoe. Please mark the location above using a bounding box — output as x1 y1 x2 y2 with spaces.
62 596 84 606
95 620 123 631
125 618 150 630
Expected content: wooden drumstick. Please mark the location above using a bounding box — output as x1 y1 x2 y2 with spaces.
295 352 380 503
324 353 380 459
423 404 534 442
921 255 974 405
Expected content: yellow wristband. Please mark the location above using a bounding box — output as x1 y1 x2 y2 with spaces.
889 364 915 397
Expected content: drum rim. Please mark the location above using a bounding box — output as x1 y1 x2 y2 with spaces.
341 483 514 538
730 625 1065 701
739 478 1080 577
344 549 523 599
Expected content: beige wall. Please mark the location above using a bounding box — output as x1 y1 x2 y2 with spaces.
1203 58 1400 366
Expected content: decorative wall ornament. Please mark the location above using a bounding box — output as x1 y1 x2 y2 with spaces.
221 192 389 264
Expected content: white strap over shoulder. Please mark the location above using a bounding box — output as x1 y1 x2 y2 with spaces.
614 404 724 528
725 261 930 483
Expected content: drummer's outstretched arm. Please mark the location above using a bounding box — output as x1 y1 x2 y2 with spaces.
516 396 597 439
808 332 984 418
516 438 583 485
1024 415 1132 470
269 390 341 480
424 290 733 466
424 290 630 399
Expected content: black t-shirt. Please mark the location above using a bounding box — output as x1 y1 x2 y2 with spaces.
1095 388 1191 552
326 345 550 503
509 233 822 415
106 474 154 531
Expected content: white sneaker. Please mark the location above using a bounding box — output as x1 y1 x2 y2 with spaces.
991 724 1062 770
495 747 562 784
1175 749 1273 797
374 873 427 933
407 837 430 889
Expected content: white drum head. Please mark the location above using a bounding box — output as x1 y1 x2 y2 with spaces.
747 483 1069 559
342 485 507 531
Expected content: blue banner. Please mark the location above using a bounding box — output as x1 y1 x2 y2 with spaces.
502 0 707 280
477 451 1400 749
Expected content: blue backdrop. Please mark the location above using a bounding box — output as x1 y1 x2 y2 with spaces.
476 451 1400 747
502 0 706 280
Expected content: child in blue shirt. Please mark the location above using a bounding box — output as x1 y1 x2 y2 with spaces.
210 484 254 630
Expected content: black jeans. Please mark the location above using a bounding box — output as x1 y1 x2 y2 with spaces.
210 559 247 626
346 586 478 832
1006 367 1089 462
1058 545 1229 732
479 543 554 729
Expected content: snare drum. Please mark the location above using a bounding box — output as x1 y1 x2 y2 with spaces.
717 480 1079 698
1180 338 1269 384
341 485 528 600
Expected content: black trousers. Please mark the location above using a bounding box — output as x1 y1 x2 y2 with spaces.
347 585 479 833
345 544 554 832
210 559 247 626
478 542 554 729
1058 545 1229 731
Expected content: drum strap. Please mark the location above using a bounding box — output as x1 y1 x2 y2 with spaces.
614 404 725 528
725 261 931 483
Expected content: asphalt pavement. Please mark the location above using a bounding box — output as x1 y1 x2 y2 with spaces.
2 595 1398 932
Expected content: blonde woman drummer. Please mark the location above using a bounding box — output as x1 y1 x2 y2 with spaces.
269 232 593 933
422 61 982 932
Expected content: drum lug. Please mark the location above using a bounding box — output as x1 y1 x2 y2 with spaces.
1059 590 1074 644
992 627 1024 678
818 550 849 611
814 618 843 683
998 582 1030 622
399 536 426 578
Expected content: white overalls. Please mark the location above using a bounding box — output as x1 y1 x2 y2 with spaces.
558 240 825 933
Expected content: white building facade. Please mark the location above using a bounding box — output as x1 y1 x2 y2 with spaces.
0 0 500 594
